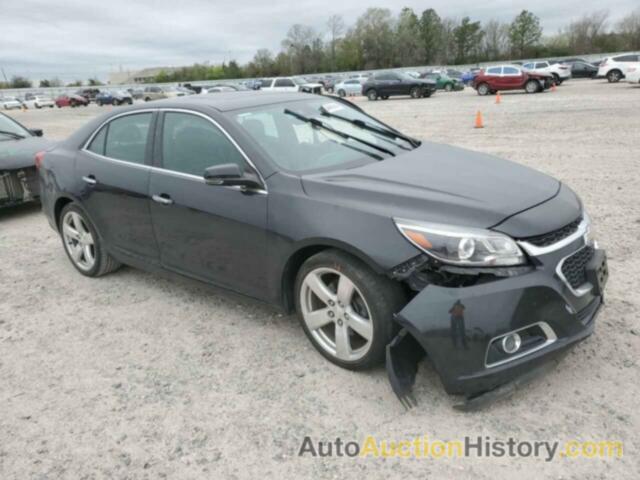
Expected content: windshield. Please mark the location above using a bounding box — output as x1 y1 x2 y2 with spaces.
232 98 416 172
0 113 30 139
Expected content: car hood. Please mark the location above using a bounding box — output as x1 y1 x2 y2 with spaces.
0 136 56 169
301 141 564 232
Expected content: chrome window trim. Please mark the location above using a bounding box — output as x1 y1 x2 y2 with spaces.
517 214 590 257
555 245 594 297
484 321 557 369
80 107 268 194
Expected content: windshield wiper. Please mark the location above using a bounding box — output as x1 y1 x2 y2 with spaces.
284 109 395 157
320 107 421 149
0 130 26 139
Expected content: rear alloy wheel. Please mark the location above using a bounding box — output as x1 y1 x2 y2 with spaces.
607 70 621 83
366 89 378 101
410 86 421 99
295 250 405 370
525 79 540 93
477 83 490 96
60 204 121 277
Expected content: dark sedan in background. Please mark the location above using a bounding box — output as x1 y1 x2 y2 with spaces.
38 92 607 408
362 72 437 100
0 112 54 208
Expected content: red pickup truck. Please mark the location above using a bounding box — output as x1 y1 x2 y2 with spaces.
472 65 553 95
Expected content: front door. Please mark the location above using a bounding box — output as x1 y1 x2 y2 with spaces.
76 111 159 263
149 110 268 299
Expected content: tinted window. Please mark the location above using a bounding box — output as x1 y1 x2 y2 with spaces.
503 67 519 75
613 55 637 62
162 112 245 176
486 67 502 75
535 62 548 68
87 126 108 155
104 113 152 164
274 78 295 87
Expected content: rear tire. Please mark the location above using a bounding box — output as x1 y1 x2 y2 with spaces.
295 249 406 370
477 83 490 96
59 203 121 278
607 70 622 83
525 79 539 93
410 86 421 99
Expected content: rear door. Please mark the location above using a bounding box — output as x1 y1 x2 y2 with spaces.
501 66 523 88
148 109 268 298
76 111 160 263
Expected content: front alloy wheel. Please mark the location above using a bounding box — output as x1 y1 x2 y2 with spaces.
295 250 405 370
367 89 378 101
477 83 490 96
410 86 421 98
525 80 539 93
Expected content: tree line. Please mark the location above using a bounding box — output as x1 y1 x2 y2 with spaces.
2 7 639 88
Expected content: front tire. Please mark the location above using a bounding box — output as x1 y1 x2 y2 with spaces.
477 83 490 96
410 86 421 99
607 70 622 83
59 204 121 277
366 89 378 101
337 89 346 97
295 250 405 370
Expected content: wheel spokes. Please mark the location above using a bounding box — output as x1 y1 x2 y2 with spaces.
305 308 333 331
346 309 373 341
305 272 335 305
63 223 80 241
334 322 351 360
336 275 355 307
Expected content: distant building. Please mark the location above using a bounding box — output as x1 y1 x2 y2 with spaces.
109 67 179 85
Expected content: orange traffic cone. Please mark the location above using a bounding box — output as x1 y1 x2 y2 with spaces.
495 91 501 104
474 111 484 129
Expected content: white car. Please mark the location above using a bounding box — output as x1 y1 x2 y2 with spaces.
261 77 323 94
1 97 22 110
334 79 363 97
22 93 54 109
624 62 640 85
522 61 571 84
597 54 640 83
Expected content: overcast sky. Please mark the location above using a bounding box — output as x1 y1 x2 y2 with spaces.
1 0 637 82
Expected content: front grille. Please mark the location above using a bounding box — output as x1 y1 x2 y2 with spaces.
524 216 582 247
561 246 594 289
0 171 25 204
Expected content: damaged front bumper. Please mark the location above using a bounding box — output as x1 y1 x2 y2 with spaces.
386 241 608 409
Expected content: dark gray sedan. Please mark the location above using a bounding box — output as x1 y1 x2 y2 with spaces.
0 112 54 208
38 92 607 408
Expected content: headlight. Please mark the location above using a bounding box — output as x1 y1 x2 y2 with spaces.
394 218 525 266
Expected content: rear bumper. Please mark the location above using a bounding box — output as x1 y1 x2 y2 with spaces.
388 241 607 402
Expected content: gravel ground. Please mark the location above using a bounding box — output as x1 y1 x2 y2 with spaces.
1 80 639 479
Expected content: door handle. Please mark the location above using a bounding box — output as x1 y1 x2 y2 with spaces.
152 194 174 205
82 175 97 185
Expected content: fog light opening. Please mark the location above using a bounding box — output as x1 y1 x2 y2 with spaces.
501 333 522 354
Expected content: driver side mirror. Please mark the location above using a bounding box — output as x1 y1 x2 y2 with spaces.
204 163 263 191
30 129 43 137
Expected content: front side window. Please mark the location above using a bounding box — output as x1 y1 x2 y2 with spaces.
103 113 152 164
503 67 520 75
535 62 548 69
486 67 502 75
233 98 414 172
274 79 295 88
161 112 245 176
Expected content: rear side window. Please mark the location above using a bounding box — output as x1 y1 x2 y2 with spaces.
535 62 548 68
104 113 152 164
161 112 245 176
613 55 637 62
87 125 108 155
503 67 519 75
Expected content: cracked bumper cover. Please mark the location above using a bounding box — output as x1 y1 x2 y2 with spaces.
386 249 606 404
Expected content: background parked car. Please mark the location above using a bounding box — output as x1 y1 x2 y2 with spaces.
461 68 481 85
522 60 571 84
597 54 640 82
143 86 168 102
569 61 598 79
1 97 23 110
261 77 323 94
472 65 552 95
127 88 145 100
55 94 89 108
420 72 463 91
75 88 101 103
22 93 54 109
334 79 363 97
363 71 437 100
0 112 54 208
96 90 133 106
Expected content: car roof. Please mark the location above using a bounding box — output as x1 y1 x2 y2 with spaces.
124 91 313 112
